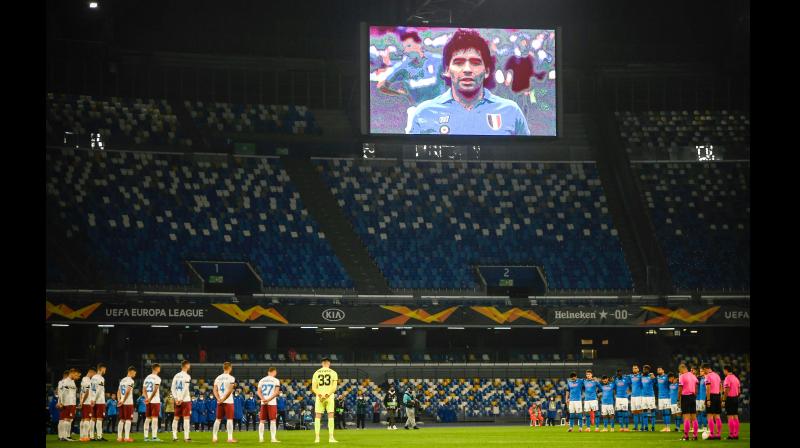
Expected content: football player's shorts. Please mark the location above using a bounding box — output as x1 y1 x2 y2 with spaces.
119 405 134 420
315 396 335 414
174 401 192 418
145 403 161 418
61 405 76 420
568 401 583 414
259 404 277 422
215 403 234 420
614 397 629 412
601 404 615 416
93 404 107 419
695 399 706 412
81 404 94 419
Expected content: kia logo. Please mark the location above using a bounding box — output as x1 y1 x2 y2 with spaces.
322 309 345 322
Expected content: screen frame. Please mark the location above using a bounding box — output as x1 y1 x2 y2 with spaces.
361 22 562 142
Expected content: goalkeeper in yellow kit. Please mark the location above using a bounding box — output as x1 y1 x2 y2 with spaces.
311 357 339 443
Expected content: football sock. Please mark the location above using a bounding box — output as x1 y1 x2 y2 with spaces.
183 417 190 439
328 417 335 439
314 418 320 437
212 419 221 439
270 420 277 441
124 420 131 439
226 420 233 440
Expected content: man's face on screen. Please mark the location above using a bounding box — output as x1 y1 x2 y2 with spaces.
403 38 422 57
445 48 485 95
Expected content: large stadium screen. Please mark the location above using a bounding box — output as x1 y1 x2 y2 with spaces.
367 25 558 137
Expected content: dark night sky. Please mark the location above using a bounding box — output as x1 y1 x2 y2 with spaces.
47 0 749 67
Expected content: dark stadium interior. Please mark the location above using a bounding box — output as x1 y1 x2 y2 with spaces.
46 0 750 438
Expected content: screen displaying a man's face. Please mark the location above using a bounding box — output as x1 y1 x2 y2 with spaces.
368 26 557 136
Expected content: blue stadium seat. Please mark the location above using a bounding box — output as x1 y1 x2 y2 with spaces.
185 101 319 139
616 110 750 157
632 161 749 291
46 93 190 148
314 159 632 291
46 148 352 289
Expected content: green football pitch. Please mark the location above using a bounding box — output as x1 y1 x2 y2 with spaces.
46 424 750 446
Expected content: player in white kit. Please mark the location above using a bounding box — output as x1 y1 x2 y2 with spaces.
212 362 238 443
90 364 108 441
257 367 282 443
117 366 138 442
56 370 68 441
58 369 80 441
143 364 163 442
79 367 96 441
171 360 193 442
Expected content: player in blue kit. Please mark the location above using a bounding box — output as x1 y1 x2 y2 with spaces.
656 367 672 432
667 372 680 432
599 376 616 432
693 367 708 432
582 370 601 431
377 30 447 133
640 365 657 431
565 372 584 432
409 29 530 135
629 365 643 431
613 370 631 432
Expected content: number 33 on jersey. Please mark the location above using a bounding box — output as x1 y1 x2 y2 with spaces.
312 368 338 396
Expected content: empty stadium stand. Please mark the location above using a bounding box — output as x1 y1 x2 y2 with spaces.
632 161 749 291
616 110 750 158
46 93 192 148
314 159 633 291
139 351 578 365
185 100 319 136
45 148 352 289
